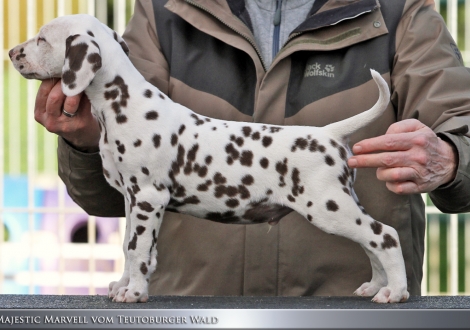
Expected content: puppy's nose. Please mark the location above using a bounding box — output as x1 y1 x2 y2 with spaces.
8 49 15 60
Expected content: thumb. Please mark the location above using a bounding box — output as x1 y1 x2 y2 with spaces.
385 119 426 134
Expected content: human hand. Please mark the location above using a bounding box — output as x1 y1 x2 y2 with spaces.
347 119 457 194
34 79 100 153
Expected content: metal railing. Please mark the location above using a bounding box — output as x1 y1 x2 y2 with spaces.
0 0 469 296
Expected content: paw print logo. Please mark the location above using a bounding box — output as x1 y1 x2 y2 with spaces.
325 65 335 73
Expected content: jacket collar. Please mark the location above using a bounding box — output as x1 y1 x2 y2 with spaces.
294 0 380 33
224 0 379 34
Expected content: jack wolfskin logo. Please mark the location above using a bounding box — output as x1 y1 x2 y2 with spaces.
304 63 335 78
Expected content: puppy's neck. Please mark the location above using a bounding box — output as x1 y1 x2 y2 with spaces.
84 43 148 119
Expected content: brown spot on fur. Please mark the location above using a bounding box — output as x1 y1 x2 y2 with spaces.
116 140 125 154
105 89 119 100
198 166 208 178
62 70 76 85
66 42 88 72
191 113 205 126
128 233 137 250
144 89 153 98
241 175 254 185
138 202 155 212
225 143 240 160
187 144 199 162
87 53 101 72
276 158 288 176
326 200 339 212
214 173 227 184
116 114 127 124
242 126 252 137
262 136 273 147
325 155 335 166
260 158 269 169
171 134 178 146
338 146 347 160
136 225 146 235
153 134 161 148
226 199 240 208
292 138 308 152
381 234 398 249
140 262 148 275
370 221 383 235
309 139 319 152
145 111 159 120
240 151 253 166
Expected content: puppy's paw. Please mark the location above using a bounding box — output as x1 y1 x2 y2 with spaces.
113 285 149 303
354 281 382 297
108 277 129 299
371 286 409 303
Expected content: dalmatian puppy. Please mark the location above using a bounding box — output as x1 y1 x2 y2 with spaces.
10 14 409 303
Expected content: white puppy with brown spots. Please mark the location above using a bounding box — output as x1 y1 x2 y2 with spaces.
10 14 409 303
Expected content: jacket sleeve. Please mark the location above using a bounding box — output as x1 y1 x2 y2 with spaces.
57 0 170 216
391 0 470 213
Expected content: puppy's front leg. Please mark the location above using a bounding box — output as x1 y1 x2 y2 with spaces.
113 188 167 303
108 198 131 299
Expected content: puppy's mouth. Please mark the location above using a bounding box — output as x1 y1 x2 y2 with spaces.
21 72 40 79
21 71 57 81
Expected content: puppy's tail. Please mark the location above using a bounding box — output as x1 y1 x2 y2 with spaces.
324 69 390 140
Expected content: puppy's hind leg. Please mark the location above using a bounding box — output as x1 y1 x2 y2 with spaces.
354 246 387 297
295 195 409 303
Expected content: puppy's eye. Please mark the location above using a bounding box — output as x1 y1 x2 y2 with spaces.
37 37 46 45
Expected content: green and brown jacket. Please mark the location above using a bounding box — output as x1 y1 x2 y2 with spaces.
58 0 470 296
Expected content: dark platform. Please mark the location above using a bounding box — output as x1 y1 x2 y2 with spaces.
1 295 470 329
1 294 470 309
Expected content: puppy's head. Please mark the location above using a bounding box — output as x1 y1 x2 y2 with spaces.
9 14 129 96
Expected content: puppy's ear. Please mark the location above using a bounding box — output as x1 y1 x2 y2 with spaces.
101 24 129 56
61 34 102 96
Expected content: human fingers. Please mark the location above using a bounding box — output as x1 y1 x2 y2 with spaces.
34 79 58 122
384 181 420 195
44 79 67 118
376 166 419 185
62 93 83 118
351 119 428 155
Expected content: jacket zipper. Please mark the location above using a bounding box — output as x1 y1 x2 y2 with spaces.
185 0 268 72
272 0 282 60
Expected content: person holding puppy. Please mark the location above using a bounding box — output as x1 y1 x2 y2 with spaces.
34 0 470 297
